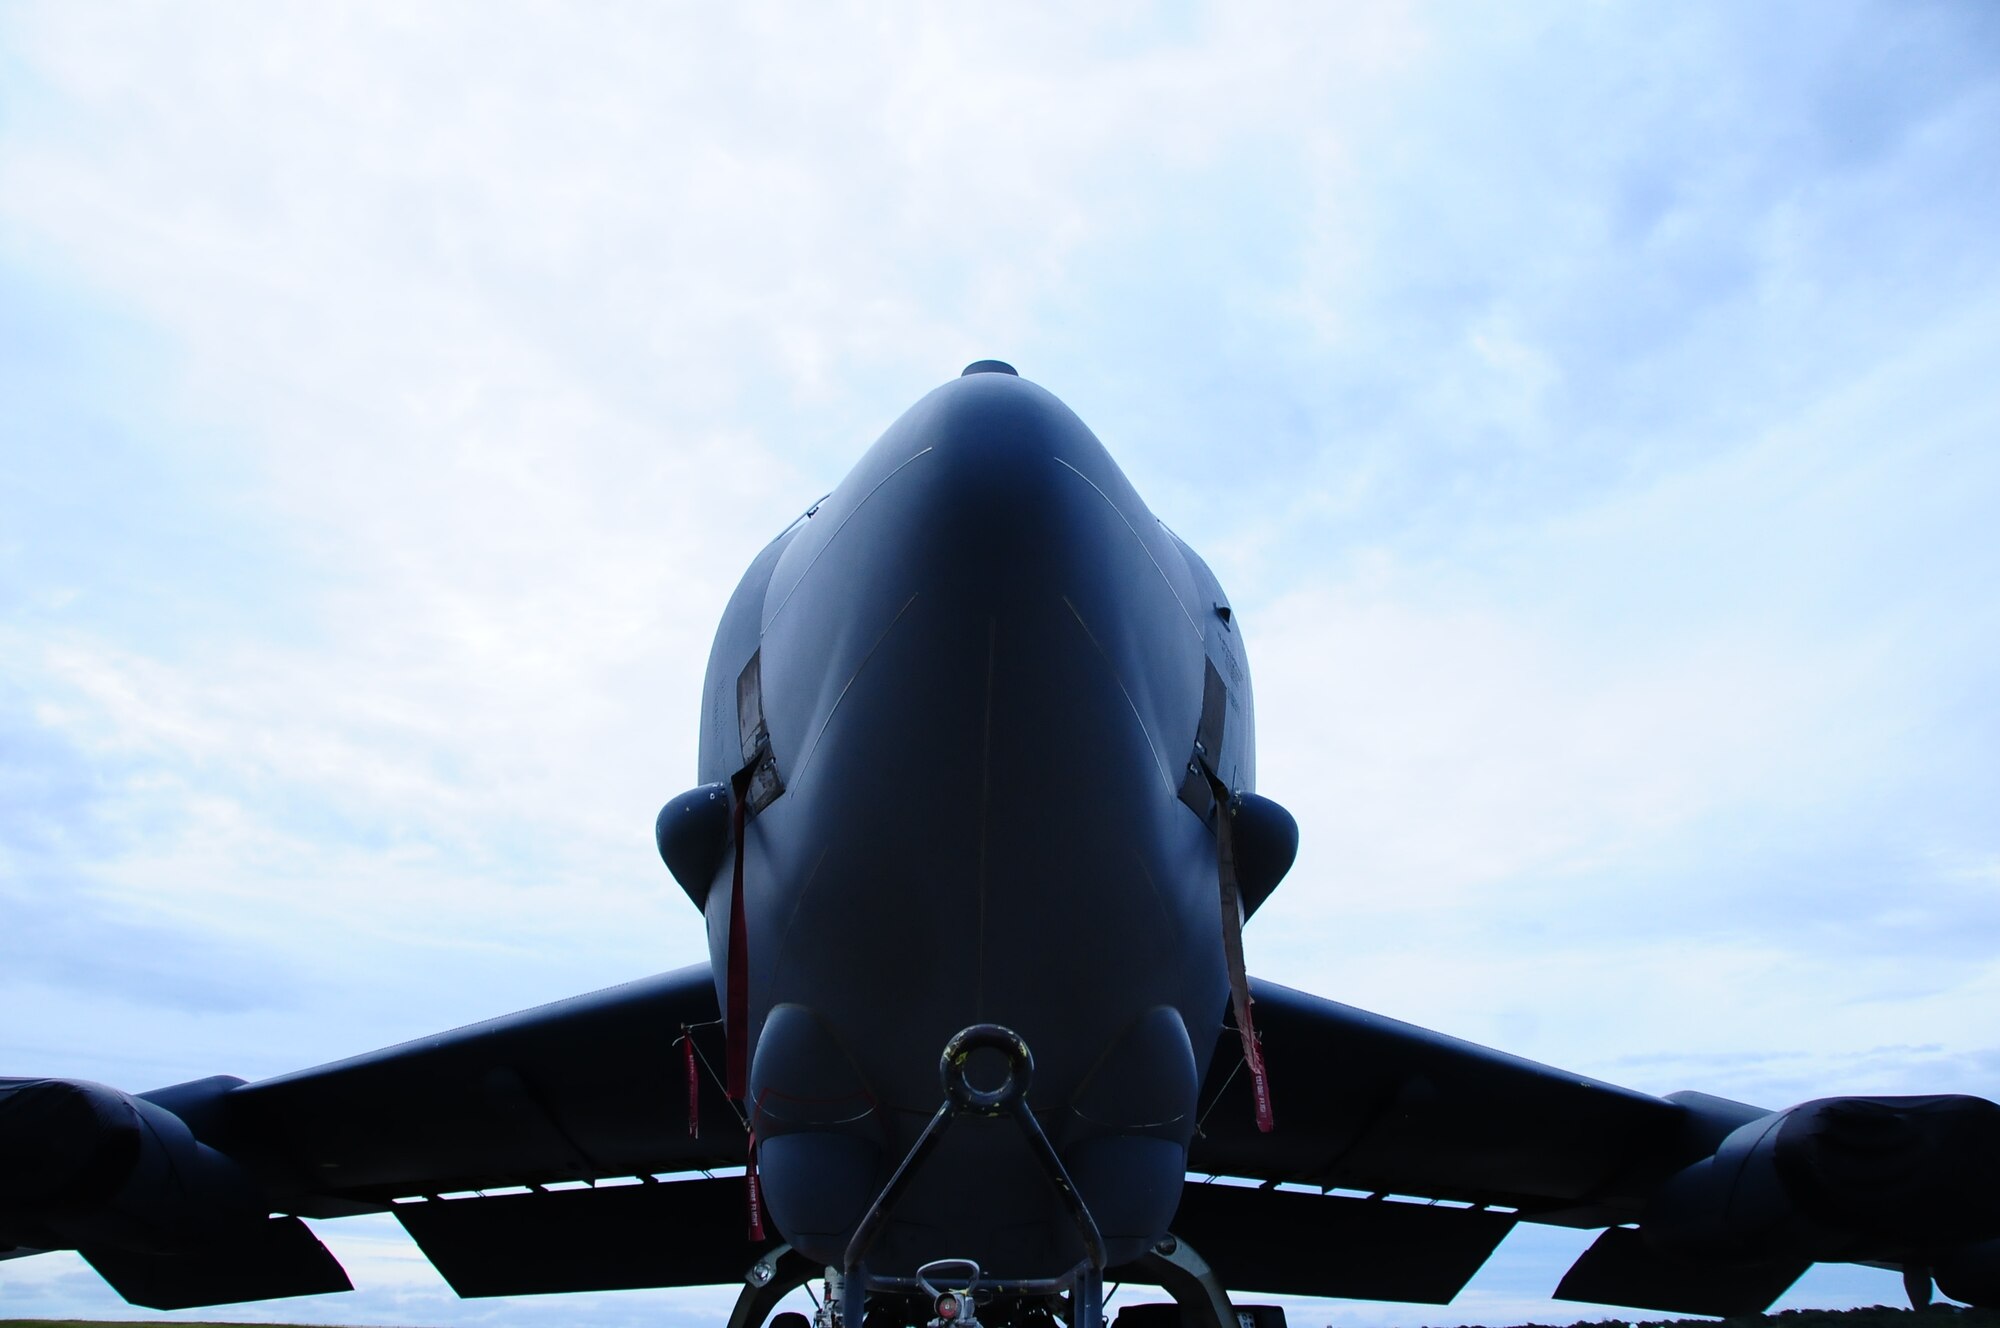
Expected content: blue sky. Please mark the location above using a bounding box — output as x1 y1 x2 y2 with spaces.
3 2 1998 1324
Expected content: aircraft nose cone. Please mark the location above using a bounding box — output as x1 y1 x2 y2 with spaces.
771 369 1163 612
756 368 1205 780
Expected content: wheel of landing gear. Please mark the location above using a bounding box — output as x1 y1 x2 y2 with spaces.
770 1313 811 1328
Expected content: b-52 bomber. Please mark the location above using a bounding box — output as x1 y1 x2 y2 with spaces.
5 363 2000 1328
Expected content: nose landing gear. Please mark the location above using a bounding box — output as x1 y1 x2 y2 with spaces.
919 1258 983 1327
728 1023 1281 1327
840 1025 1107 1328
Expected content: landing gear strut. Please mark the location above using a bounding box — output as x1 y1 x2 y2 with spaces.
725 1243 821 1328
731 1026 1262 1327
838 1025 1109 1328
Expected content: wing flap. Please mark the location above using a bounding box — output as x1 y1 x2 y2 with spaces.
78 1215 350 1310
1150 1182 1516 1304
394 1176 767 1296
1555 1224 1807 1316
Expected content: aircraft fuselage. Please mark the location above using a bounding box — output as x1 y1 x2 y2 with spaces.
693 364 1254 1277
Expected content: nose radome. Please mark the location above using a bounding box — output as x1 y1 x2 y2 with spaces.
757 367 1191 677
860 368 1186 608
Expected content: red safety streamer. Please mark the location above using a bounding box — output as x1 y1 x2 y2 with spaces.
1214 780 1274 1133
745 1130 766 1241
726 768 752 1102
680 1026 700 1139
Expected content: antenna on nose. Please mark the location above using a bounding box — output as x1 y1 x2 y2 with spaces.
960 360 1018 377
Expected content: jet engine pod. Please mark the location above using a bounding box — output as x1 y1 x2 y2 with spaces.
0 1076 142 1212
0 1077 264 1255
1935 1236 2000 1308
1644 1094 2000 1263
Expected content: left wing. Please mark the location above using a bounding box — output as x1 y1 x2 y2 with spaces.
2 964 770 1309
226 965 741 1203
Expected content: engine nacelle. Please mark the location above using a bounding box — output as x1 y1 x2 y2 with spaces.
1644 1094 2000 1264
0 1076 265 1254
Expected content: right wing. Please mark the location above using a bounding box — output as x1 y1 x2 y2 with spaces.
1167 976 2000 1317
1189 977 1734 1217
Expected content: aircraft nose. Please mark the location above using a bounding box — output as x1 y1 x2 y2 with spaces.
898 370 1100 573
763 368 1130 622
753 366 1207 796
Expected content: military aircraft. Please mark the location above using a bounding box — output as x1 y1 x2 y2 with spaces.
5 363 2000 1328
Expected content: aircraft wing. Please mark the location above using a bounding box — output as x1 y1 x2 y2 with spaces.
1169 976 1814 1316
3 964 769 1309
224 964 742 1205
1189 977 1715 1213
12 968 1996 1316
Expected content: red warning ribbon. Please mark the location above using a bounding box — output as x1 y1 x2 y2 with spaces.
726 767 752 1103
679 1026 700 1139
745 1130 766 1241
1213 776 1274 1133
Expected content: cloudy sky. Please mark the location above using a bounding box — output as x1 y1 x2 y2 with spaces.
3 2 1998 1324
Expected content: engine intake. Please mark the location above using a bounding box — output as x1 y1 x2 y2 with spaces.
0 1077 265 1255
1645 1094 2000 1263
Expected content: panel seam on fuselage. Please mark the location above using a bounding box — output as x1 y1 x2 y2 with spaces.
786 591 922 789
762 446 936 633
976 615 996 1021
1061 594 1176 798
1051 454 1203 642
770 844 833 1001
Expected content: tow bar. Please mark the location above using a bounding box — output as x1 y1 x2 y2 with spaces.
839 1024 1108 1327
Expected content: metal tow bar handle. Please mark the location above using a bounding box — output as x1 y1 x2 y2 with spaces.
941 1023 1035 1114
840 1025 1109 1326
